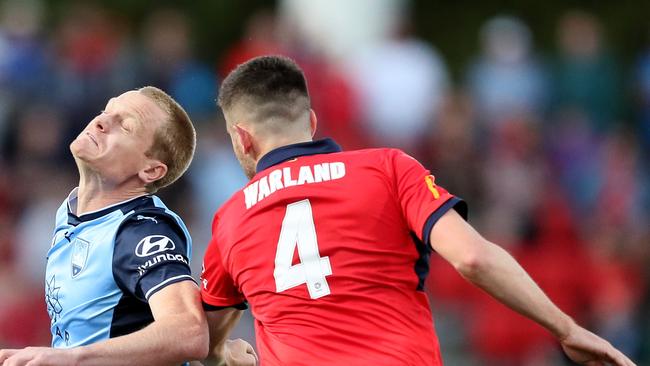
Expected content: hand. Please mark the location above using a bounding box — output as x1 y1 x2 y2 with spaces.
0 349 17 365
0 347 79 366
560 325 636 366
224 339 257 366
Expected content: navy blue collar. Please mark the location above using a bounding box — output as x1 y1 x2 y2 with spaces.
66 188 152 226
256 138 342 173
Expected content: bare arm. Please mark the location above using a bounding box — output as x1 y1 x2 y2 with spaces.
1 281 208 366
77 280 208 365
430 209 635 366
201 308 256 366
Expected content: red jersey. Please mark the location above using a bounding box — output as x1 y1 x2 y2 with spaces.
201 139 466 366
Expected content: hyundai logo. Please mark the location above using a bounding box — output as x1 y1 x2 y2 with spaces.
135 235 175 257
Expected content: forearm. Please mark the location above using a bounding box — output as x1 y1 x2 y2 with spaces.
75 312 207 365
201 330 230 366
432 211 635 365
201 309 244 366
202 351 227 366
202 341 228 366
459 241 574 339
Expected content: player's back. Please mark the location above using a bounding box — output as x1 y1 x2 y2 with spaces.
204 139 465 365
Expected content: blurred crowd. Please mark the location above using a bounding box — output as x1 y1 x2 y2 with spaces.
0 0 648 365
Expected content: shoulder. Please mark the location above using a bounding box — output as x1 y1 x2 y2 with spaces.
112 208 192 287
344 147 416 174
343 147 405 161
378 148 422 167
213 186 246 224
115 209 189 256
119 207 185 233
218 192 241 215
116 195 190 239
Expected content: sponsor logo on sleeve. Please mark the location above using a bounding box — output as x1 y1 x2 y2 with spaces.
135 235 188 276
137 252 188 276
135 235 175 257
136 215 158 224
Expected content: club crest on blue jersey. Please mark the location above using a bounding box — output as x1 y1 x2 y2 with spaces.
71 237 90 278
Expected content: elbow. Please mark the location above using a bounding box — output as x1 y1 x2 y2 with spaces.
455 255 483 280
454 240 491 281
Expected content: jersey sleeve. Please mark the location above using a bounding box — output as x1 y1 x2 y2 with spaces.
387 149 468 247
200 216 247 310
113 212 195 302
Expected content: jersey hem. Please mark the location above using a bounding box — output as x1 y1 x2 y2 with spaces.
201 291 247 309
202 301 248 311
144 275 197 300
421 196 468 248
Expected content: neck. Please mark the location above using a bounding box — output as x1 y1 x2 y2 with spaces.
255 135 313 166
75 169 147 216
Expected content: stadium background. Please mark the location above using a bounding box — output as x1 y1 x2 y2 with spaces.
0 0 648 364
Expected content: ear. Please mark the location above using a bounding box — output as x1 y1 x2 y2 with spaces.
138 160 168 185
309 109 318 138
234 124 255 155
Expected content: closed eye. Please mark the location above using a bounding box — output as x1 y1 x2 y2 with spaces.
119 118 132 132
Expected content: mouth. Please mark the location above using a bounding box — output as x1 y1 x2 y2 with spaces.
86 132 98 147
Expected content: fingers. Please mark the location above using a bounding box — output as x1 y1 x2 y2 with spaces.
621 351 637 366
235 339 257 366
248 352 258 365
244 354 257 366
561 325 636 366
2 353 30 366
1 348 54 366
0 349 18 363
603 344 636 366
224 339 258 366
1 349 21 366
245 343 258 363
613 351 636 366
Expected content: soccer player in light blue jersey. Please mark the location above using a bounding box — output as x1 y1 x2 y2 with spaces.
0 87 253 366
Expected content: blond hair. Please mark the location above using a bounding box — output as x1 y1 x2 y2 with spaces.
138 86 196 192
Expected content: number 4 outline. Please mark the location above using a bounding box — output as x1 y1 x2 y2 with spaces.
274 199 332 299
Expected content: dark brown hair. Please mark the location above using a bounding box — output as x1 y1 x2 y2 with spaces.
218 55 310 124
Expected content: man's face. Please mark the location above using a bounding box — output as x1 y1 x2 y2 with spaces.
70 91 167 184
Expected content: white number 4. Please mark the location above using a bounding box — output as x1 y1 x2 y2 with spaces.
274 199 332 299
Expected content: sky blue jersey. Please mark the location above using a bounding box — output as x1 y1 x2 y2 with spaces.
46 188 194 350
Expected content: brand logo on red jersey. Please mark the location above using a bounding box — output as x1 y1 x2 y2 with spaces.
425 175 441 199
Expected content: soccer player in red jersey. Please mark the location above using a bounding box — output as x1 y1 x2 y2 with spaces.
199 56 635 366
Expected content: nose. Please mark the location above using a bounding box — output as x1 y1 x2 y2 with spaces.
94 113 115 133
95 118 106 132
